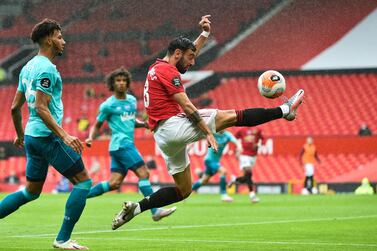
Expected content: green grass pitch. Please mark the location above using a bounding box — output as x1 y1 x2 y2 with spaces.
0 193 376 250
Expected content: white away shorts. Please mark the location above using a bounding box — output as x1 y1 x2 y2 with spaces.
154 109 218 175
304 163 314 176
239 155 257 170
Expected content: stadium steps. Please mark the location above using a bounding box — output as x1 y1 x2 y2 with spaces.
1 153 376 185
205 0 377 71
207 73 377 136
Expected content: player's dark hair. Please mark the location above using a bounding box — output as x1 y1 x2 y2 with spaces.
105 67 132 91
167 36 196 55
30 18 62 45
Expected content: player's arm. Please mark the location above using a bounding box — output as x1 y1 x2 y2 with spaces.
299 148 304 165
11 91 26 148
85 120 103 147
173 92 218 152
35 90 83 154
230 136 243 157
315 151 321 164
193 15 211 57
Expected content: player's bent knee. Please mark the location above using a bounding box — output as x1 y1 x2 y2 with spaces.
138 172 149 180
135 166 150 179
22 188 40 202
109 180 122 190
215 110 237 131
74 179 93 190
181 188 192 199
63 158 86 179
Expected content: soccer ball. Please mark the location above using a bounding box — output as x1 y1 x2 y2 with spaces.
257 70 286 98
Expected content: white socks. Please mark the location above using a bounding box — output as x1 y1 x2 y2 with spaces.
134 203 141 215
279 104 290 116
249 191 256 198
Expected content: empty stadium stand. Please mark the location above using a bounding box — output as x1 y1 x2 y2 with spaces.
206 0 377 71
207 73 377 136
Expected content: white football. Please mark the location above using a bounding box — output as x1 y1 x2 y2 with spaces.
257 70 286 99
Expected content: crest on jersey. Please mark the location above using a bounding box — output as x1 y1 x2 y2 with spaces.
172 77 181 87
40 78 51 88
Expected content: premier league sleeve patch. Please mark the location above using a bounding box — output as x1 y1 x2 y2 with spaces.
40 78 51 88
172 77 181 87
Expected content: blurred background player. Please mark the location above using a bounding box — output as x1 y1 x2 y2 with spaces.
358 123 372 136
111 15 304 230
1 19 91 250
192 130 242 202
85 67 176 222
228 127 264 203
354 177 374 195
300 136 321 194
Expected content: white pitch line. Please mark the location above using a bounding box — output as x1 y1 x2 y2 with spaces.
63 237 377 248
4 237 377 249
9 214 377 238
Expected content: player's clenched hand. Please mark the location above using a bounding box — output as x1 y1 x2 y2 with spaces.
63 134 84 154
13 136 24 148
207 133 218 153
199 15 211 32
85 138 92 148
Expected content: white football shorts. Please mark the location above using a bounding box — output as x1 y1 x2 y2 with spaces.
304 163 314 176
154 109 218 175
239 155 257 170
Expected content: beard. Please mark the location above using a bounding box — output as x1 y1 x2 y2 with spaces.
53 42 63 56
176 58 188 74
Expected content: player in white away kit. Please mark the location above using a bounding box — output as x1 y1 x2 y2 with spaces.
112 15 304 230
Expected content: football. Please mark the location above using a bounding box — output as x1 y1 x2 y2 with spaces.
257 70 286 98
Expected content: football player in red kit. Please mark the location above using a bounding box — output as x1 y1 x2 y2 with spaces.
229 127 265 203
112 15 304 229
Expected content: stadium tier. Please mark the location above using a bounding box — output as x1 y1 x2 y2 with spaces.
1 72 376 140
0 0 92 38
205 0 377 71
0 0 275 78
1 153 376 189
65 0 270 43
57 40 146 78
0 44 19 60
207 73 377 136
0 82 146 141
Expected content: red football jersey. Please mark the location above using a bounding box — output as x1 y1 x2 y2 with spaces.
235 127 264 156
144 59 185 131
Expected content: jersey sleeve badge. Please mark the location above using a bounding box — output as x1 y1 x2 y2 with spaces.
172 77 181 87
40 78 51 88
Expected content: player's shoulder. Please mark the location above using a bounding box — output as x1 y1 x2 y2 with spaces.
153 59 179 75
36 56 56 71
224 131 234 137
126 93 137 101
100 96 113 108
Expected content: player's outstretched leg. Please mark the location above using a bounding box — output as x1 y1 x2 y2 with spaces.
0 188 40 219
87 180 110 198
192 179 203 191
220 175 233 202
112 186 183 230
138 178 177 221
242 170 259 203
283 89 305 121
217 89 305 132
112 167 191 230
